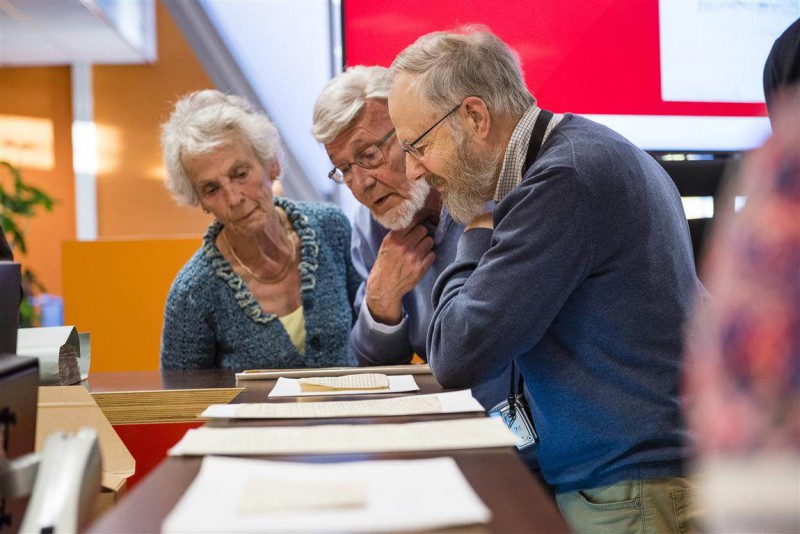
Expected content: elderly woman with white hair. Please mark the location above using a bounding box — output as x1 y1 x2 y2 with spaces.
160 89 361 371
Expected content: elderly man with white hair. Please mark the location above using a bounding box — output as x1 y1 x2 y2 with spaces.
312 66 523 416
312 66 459 367
387 27 703 533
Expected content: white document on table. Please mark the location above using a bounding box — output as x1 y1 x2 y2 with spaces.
202 389 483 419
169 417 517 456
161 456 491 533
268 374 419 397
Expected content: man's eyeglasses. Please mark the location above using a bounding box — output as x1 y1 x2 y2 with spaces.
328 128 396 184
400 102 461 159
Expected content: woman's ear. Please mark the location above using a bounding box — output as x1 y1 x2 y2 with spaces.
269 160 284 197
270 159 281 180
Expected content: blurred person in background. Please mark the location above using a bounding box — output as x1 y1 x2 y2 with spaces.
762 17 800 126
159 90 361 371
684 18 800 532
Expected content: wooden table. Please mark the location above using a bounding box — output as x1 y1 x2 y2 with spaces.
87 370 568 533
86 369 239 393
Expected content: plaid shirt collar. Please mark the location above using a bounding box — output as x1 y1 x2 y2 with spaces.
493 105 563 202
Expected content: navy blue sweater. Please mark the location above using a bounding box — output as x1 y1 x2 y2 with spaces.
429 115 698 492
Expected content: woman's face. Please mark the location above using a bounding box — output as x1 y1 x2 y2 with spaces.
182 134 279 234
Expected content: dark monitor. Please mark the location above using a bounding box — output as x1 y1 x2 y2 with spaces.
651 153 742 271
0 262 22 354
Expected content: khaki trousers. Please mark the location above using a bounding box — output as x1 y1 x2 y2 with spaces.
556 477 701 534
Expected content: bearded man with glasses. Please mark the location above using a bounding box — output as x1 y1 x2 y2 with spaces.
388 27 704 533
312 66 522 416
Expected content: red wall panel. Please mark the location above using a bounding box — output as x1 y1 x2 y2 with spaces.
344 0 767 118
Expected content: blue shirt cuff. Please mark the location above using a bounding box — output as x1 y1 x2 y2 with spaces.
359 299 408 334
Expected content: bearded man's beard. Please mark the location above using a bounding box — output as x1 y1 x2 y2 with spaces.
426 126 502 224
373 177 431 230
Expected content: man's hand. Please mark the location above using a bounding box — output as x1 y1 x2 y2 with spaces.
466 211 494 231
365 225 435 325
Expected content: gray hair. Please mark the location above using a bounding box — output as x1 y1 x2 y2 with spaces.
389 25 534 117
160 89 282 206
312 66 391 144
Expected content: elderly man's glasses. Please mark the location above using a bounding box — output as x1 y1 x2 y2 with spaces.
400 103 462 159
328 128 396 184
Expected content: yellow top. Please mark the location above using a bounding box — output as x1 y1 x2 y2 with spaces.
279 305 306 354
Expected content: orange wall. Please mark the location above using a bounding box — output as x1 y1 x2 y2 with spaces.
63 237 200 372
93 1 214 238
0 67 75 296
0 4 215 302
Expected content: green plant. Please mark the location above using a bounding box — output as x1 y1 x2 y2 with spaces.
0 160 56 327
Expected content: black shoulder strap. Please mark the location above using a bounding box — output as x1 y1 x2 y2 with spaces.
523 109 554 174
508 108 553 422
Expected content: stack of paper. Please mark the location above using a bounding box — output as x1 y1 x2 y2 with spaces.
17 326 90 385
202 390 484 419
169 417 517 456
269 375 419 398
162 456 491 533
93 387 244 425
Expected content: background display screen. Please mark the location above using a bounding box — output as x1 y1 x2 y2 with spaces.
343 0 798 151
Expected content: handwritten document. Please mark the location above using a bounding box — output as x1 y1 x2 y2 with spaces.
202 390 483 419
169 417 517 456
162 456 491 533
268 374 419 398
298 373 389 391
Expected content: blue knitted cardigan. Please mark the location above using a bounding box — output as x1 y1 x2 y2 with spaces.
160 197 362 371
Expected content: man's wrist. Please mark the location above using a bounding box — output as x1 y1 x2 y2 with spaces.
359 299 407 335
365 297 403 325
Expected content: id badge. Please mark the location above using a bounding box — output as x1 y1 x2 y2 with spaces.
488 396 537 450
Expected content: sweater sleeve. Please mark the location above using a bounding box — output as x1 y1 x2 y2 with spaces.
427 165 591 387
349 210 414 365
160 274 216 370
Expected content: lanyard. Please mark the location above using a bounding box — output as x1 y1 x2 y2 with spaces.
508 108 553 421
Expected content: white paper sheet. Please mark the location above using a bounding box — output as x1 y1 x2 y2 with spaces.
162 456 491 533
268 374 419 397
169 417 517 456
202 390 483 419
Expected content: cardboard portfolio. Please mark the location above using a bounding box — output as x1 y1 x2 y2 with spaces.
36 386 135 517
